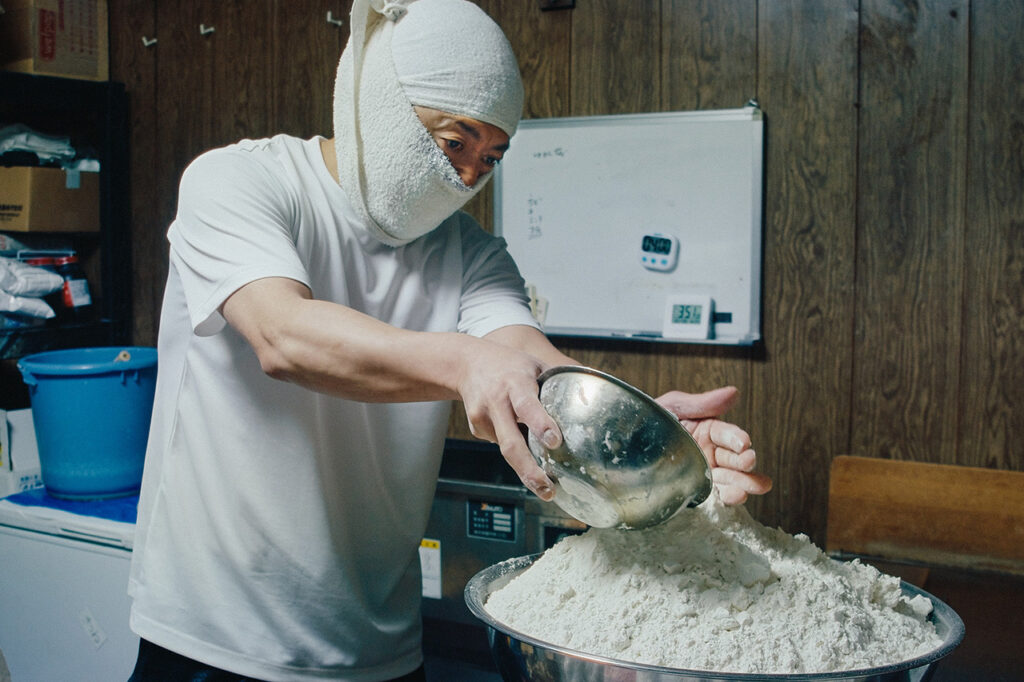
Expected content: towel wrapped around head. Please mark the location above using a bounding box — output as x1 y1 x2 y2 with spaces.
333 0 524 246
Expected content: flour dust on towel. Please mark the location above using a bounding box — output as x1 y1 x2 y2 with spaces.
485 493 942 674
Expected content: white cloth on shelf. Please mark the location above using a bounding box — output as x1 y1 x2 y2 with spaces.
0 124 75 164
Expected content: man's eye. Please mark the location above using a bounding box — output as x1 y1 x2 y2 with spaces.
484 156 501 167
445 139 463 151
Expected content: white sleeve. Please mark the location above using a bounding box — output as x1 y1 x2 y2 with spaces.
167 146 312 336
455 213 541 338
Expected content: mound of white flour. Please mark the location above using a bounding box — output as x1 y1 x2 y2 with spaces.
486 495 942 674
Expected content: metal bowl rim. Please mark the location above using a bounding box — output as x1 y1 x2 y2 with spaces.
465 553 966 681
537 366 684 430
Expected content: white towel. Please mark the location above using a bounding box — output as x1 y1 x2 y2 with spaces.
333 0 523 246
392 0 523 137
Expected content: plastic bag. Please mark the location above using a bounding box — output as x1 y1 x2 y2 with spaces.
0 257 63 297
0 291 56 319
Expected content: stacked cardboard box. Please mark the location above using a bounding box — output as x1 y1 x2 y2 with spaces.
0 166 100 232
0 0 109 81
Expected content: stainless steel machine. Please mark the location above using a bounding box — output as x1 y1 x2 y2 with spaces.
421 439 586 660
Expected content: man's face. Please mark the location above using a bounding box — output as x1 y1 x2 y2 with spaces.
414 106 510 188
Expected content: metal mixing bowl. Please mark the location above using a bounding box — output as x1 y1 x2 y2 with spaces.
465 555 966 682
528 366 712 529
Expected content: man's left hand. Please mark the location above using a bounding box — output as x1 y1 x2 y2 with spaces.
656 386 773 504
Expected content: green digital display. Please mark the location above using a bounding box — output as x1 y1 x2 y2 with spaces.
671 303 703 325
641 235 673 255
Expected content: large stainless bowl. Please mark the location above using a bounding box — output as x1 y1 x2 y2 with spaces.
465 555 965 682
528 366 712 529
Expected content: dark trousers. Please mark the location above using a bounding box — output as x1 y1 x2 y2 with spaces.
129 638 427 682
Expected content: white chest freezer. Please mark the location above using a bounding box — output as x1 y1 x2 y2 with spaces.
0 494 138 682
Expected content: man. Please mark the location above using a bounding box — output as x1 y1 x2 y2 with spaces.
127 1 771 680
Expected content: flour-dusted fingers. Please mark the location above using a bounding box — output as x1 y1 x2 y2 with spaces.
707 419 751 456
713 445 757 473
712 466 773 505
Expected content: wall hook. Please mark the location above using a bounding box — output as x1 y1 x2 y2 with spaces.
141 36 157 47
326 11 344 27
199 23 215 36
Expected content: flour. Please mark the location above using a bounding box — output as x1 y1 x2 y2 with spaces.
485 494 943 674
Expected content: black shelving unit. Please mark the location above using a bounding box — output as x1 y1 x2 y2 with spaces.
0 71 132 363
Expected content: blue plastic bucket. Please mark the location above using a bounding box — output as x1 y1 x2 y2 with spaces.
18 347 157 500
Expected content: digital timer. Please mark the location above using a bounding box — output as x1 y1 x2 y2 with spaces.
639 233 679 272
662 294 714 340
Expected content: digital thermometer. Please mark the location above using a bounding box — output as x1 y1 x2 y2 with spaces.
639 233 679 272
662 294 714 340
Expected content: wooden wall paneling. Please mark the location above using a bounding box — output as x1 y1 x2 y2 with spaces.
152 0 218 331
155 0 219 167
751 0 859 540
570 0 661 116
958 2 1024 470
270 0 349 139
660 0 757 112
206 1 275 147
853 0 968 464
107 0 160 345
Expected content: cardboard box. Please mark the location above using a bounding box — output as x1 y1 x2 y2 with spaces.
0 0 108 81
0 166 100 232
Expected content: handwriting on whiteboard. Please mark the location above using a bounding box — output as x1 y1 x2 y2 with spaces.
531 147 566 160
527 195 543 240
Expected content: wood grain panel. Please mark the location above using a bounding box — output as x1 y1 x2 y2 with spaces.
155 0 217 161
271 0 347 139
661 0 757 112
570 0 660 116
958 1 1024 470
751 0 859 539
107 0 160 345
148 1 233 345
853 0 967 463
207 1 274 146
153 0 216 307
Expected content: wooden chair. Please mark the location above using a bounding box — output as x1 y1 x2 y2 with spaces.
826 455 1024 575
826 456 1024 679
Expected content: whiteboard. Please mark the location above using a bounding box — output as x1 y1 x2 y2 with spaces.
495 106 763 345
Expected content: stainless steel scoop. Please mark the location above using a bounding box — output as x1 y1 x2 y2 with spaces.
528 366 712 529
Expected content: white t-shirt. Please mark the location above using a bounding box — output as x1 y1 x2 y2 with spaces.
128 135 538 681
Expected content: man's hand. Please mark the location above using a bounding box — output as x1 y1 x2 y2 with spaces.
656 386 772 504
455 334 562 501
